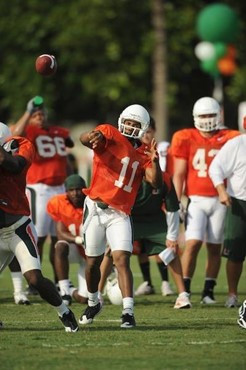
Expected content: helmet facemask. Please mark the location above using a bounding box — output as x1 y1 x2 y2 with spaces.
194 114 220 132
193 97 221 132
118 104 150 139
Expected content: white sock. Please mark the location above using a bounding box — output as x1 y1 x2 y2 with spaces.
59 279 70 296
179 291 189 298
122 297 134 315
55 302 70 317
11 272 23 294
88 292 99 306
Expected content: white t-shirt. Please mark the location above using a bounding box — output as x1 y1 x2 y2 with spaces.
209 134 246 200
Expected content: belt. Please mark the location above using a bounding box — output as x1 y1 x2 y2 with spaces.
96 201 109 209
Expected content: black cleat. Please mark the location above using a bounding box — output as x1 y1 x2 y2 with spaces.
79 302 102 325
121 313 136 328
59 309 79 333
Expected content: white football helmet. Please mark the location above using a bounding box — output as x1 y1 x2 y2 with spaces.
106 277 123 305
118 104 150 139
0 122 11 146
193 97 221 132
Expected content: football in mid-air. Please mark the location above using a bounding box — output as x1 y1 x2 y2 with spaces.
35 54 57 76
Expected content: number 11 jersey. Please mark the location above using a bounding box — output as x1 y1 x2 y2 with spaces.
83 124 152 215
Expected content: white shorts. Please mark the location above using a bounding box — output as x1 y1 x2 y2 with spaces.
26 183 65 237
0 216 40 274
185 196 226 244
56 240 88 297
82 197 133 257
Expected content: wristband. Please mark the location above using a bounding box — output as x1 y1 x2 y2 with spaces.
75 236 83 245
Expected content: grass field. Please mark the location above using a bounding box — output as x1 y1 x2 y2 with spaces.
0 246 245 370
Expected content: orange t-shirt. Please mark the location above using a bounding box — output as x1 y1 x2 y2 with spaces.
83 124 152 214
47 194 85 257
25 125 70 186
0 136 35 215
170 128 240 196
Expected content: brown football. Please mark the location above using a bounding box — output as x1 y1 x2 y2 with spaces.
35 54 57 76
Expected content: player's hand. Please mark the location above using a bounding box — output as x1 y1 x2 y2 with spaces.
88 130 104 149
75 236 84 245
166 239 179 254
144 138 159 163
219 192 232 207
26 97 36 114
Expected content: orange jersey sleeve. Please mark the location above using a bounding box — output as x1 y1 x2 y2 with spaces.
25 125 70 185
47 194 83 236
83 124 151 214
0 136 35 215
171 128 240 196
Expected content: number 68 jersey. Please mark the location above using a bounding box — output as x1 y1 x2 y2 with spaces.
171 128 240 197
83 124 152 215
25 125 70 186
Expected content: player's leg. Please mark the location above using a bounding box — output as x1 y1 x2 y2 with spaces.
168 255 191 309
134 243 155 296
98 247 114 302
54 240 71 305
79 198 106 324
155 255 174 296
223 197 246 307
12 217 78 332
225 260 243 307
182 197 207 295
8 256 30 305
0 246 16 329
201 198 226 304
108 213 135 328
71 262 88 304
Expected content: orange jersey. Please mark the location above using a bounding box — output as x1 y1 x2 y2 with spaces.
47 194 85 258
171 128 240 196
25 125 70 186
47 194 83 236
83 124 152 214
0 136 35 215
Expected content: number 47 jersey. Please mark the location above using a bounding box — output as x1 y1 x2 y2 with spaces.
25 125 70 186
170 128 240 197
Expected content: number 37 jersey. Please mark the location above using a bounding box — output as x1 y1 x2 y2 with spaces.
171 128 240 197
25 125 70 186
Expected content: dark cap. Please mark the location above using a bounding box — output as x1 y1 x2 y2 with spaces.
64 174 86 190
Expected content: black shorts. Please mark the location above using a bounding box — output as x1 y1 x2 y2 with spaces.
222 197 246 262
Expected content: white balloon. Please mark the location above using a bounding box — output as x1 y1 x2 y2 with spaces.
194 42 215 61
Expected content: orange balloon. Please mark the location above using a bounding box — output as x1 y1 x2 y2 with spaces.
226 45 237 59
218 57 236 75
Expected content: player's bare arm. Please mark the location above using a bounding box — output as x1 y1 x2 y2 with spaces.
144 138 163 189
0 146 27 174
80 130 106 149
172 157 187 201
56 221 83 245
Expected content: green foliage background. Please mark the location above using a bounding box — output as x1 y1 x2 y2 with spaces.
0 0 245 136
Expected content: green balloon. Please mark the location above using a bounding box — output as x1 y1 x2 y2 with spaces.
197 3 240 43
201 58 219 77
214 42 227 59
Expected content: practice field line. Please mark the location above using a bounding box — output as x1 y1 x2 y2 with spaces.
39 339 246 349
